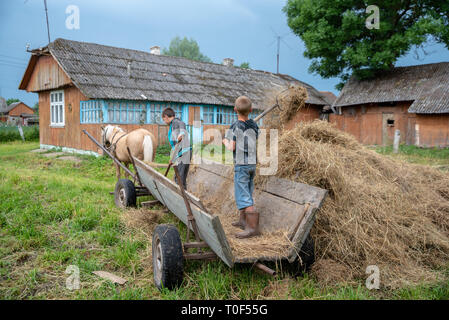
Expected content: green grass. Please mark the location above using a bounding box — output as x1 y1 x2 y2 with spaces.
0 141 448 299
0 125 39 142
374 144 449 167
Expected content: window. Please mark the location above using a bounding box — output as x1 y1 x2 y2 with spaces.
203 106 215 124
50 90 64 126
149 102 182 124
216 107 237 125
80 100 102 123
387 119 395 126
106 101 146 124
202 105 263 126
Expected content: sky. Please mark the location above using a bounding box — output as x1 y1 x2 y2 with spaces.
0 0 448 107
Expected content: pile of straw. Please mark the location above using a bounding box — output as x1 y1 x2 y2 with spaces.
266 118 449 287
192 178 293 261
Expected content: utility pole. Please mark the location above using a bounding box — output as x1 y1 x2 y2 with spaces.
276 36 280 74
44 0 51 43
269 27 293 74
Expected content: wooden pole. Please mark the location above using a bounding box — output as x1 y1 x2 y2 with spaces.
82 129 136 179
393 129 400 154
173 165 201 244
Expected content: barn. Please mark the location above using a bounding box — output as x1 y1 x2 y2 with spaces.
19 38 332 155
330 62 449 147
0 98 35 125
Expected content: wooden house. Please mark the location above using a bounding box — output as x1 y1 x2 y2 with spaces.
19 38 332 155
0 99 35 125
330 62 449 147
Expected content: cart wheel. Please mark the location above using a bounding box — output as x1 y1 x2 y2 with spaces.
114 179 136 208
298 234 315 271
152 224 184 291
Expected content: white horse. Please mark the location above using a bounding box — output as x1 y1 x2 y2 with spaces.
101 125 157 179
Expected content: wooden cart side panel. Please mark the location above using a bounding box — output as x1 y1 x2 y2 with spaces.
134 160 234 267
288 207 317 263
263 177 328 209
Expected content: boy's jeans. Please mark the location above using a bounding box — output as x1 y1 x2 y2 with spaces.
234 164 256 210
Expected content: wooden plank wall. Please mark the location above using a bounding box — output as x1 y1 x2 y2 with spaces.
25 55 72 92
284 104 321 130
329 103 416 145
8 103 34 116
39 86 170 153
416 114 449 147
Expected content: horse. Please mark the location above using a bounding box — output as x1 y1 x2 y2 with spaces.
101 125 158 180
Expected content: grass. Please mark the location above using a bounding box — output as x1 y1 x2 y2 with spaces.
0 125 39 142
374 144 449 168
0 141 448 299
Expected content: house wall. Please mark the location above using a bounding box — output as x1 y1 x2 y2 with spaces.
329 102 416 145
39 86 168 154
284 104 321 130
415 114 449 147
8 103 34 116
25 55 72 92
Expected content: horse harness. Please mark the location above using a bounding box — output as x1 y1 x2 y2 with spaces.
104 127 129 157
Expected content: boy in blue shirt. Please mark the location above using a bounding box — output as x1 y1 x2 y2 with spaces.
223 96 260 239
162 108 191 189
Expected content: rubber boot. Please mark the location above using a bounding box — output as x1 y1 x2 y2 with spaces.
232 210 246 230
235 210 260 239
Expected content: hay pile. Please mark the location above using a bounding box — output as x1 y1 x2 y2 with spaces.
262 106 449 287
190 175 293 260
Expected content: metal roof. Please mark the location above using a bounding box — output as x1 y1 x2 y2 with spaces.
333 62 449 114
41 38 330 109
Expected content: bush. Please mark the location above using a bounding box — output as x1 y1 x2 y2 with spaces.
0 125 39 142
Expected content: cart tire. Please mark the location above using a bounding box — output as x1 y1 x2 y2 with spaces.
298 235 315 271
152 224 184 291
114 179 136 208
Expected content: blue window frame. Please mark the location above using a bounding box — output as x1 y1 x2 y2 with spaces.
201 105 263 126
106 101 146 124
148 102 183 124
203 106 215 124
80 100 102 124
80 100 185 125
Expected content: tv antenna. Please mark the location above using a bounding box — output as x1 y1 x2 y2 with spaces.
267 27 294 74
43 0 51 43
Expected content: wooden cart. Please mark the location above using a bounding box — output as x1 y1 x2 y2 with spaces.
133 157 327 290
82 130 327 290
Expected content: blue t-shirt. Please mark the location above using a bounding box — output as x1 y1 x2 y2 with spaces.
168 118 191 162
224 119 259 165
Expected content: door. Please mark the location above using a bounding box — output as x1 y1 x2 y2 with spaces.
382 113 395 146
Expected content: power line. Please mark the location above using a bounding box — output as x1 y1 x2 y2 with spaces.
0 60 27 67
0 63 27 69
0 54 28 63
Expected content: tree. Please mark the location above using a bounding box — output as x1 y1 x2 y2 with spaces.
239 62 251 69
33 102 39 115
162 36 212 63
6 98 19 105
284 0 449 89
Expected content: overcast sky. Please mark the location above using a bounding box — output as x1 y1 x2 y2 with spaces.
1 0 448 107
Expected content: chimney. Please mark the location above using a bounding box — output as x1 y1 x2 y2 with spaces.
222 58 234 67
150 46 161 55
127 61 132 78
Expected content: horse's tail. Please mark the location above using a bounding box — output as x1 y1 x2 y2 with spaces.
143 135 153 162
